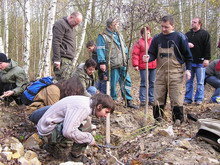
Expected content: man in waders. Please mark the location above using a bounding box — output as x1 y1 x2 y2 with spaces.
143 15 193 125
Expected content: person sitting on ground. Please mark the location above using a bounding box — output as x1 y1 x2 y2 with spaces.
86 40 108 94
0 53 28 105
26 75 84 114
72 58 98 97
205 59 220 103
37 93 115 163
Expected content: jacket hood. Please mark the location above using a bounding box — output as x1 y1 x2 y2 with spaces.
4 59 18 72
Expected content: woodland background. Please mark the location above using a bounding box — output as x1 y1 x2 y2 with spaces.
0 0 219 80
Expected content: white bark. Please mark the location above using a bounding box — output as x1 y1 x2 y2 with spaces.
0 37 4 53
178 0 183 32
190 0 193 21
23 0 31 75
3 0 8 55
42 0 57 77
73 0 93 67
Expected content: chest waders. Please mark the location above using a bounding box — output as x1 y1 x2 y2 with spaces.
153 45 184 122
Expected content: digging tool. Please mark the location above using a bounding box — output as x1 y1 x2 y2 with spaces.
144 27 149 118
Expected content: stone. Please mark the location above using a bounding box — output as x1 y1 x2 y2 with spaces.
1 151 13 161
23 133 42 150
60 161 83 165
10 140 24 156
24 150 38 160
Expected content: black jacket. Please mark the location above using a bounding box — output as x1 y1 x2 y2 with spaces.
186 29 211 64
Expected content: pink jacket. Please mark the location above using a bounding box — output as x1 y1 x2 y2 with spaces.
132 37 156 70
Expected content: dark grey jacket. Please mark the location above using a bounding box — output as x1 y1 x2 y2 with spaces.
52 16 76 62
206 59 220 79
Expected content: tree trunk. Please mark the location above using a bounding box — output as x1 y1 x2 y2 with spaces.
3 0 8 55
38 0 57 77
73 0 93 67
23 0 31 76
178 0 184 32
43 0 57 77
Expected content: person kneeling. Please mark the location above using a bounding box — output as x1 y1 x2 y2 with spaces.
37 93 115 163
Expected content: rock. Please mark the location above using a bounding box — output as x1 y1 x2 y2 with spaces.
29 157 41 165
18 157 30 165
60 162 83 165
158 126 174 137
10 140 25 156
178 140 192 150
24 150 38 160
12 152 22 159
23 133 42 150
1 151 13 161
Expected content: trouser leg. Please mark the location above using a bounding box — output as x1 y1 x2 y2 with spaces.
172 106 184 122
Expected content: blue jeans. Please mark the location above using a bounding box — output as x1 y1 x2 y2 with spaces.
205 75 220 102
139 69 156 102
184 66 206 103
110 67 132 100
97 80 107 94
87 86 97 95
29 106 51 124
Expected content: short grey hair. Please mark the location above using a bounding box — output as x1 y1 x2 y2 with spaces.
106 17 119 28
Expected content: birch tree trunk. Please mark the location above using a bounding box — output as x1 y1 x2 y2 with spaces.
23 0 31 75
0 37 4 53
3 0 8 55
178 0 183 32
39 0 57 77
73 0 93 67
190 0 193 22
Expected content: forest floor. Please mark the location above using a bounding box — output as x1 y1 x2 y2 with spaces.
0 68 220 165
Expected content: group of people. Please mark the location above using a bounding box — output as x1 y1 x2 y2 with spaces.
0 11 220 163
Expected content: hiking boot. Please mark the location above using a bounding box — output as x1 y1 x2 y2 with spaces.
148 102 154 106
140 101 146 107
126 100 138 109
43 144 69 160
172 106 184 123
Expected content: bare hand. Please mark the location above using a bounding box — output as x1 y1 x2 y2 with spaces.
188 42 194 48
3 90 14 97
184 70 191 81
54 62 61 70
143 55 150 63
134 66 139 71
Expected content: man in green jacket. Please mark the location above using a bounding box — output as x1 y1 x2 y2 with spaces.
0 53 28 105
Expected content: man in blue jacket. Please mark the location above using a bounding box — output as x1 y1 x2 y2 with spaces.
96 17 138 109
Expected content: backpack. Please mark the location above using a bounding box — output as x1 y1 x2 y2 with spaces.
21 76 54 105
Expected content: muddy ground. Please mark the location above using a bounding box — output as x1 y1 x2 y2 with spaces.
0 68 220 165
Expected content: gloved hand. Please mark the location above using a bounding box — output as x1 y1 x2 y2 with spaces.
142 55 150 63
184 70 191 80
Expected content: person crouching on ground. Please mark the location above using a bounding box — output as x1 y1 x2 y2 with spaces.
0 53 28 105
37 93 115 163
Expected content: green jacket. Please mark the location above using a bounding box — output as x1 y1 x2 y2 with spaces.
73 63 95 97
0 60 28 96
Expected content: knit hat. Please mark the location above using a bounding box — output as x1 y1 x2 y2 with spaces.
0 53 9 62
216 60 220 71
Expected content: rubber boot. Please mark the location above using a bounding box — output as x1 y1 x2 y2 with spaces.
172 106 184 123
153 105 165 121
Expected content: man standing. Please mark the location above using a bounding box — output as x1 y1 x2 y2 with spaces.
96 17 138 109
184 17 211 105
0 53 28 105
144 15 193 124
86 40 107 94
52 11 83 81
